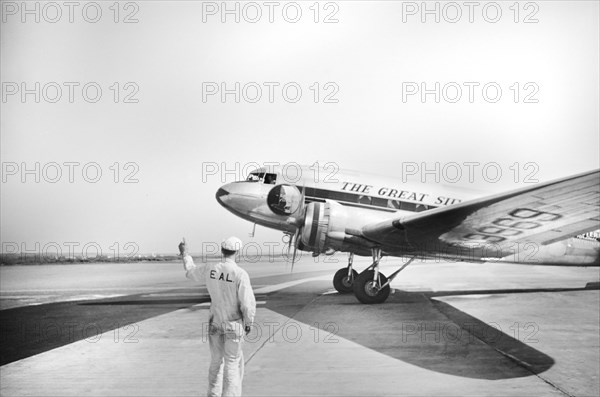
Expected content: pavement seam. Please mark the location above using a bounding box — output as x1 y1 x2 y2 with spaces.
244 292 324 366
489 348 574 397
428 296 574 397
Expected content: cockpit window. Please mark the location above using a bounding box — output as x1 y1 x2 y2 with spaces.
264 173 277 184
246 172 264 182
246 172 277 184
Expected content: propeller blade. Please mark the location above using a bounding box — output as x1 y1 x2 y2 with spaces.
291 228 301 273
284 232 293 260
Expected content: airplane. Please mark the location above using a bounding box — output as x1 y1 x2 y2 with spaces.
215 165 600 304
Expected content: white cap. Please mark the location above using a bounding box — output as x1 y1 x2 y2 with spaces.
221 236 242 252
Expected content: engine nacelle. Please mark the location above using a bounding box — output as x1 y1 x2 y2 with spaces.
300 201 348 253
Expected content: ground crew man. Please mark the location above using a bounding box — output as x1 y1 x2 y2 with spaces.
180 237 256 397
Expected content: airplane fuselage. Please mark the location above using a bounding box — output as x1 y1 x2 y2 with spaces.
215 165 600 265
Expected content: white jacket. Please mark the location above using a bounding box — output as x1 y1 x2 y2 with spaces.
184 255 256 328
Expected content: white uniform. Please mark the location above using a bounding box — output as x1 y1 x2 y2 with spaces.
184 254 256 397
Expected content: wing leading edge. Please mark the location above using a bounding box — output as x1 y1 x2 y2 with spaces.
361 169 600 262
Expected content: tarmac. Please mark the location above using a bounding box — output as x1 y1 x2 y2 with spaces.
0 256 599 396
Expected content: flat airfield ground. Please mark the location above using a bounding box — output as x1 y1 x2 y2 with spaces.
0 256 598 396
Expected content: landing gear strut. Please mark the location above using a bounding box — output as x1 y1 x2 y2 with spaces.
333 253 358 294
353 248 415 304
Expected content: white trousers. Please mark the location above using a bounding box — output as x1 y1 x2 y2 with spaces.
207 322 245 397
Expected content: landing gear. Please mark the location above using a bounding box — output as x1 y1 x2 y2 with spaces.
353 270 390 304
352 248 415 304
333 253 358 294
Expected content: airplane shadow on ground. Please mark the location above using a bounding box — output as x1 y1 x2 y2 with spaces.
3 280 596 377
0 294 208 366
263 281 600 380
73 281 598 380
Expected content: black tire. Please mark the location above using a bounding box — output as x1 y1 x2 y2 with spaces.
353 270 390 304
333 268 358 294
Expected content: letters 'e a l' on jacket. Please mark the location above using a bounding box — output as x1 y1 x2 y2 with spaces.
184 255 256 327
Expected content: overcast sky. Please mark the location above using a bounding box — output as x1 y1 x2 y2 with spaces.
1 1 598 256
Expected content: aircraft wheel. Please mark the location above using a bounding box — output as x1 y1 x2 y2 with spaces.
353 270 390 304
333 268 358 294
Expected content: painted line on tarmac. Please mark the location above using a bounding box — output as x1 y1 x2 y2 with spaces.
193 300 267 308
253 275 330 294
0 286 193 294
141 292 205 298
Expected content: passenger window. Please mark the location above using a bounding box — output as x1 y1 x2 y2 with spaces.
372 197 388 208
358 195 372 205
387 200 401 210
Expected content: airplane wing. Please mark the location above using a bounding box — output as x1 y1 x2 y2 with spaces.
360 170 600 261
